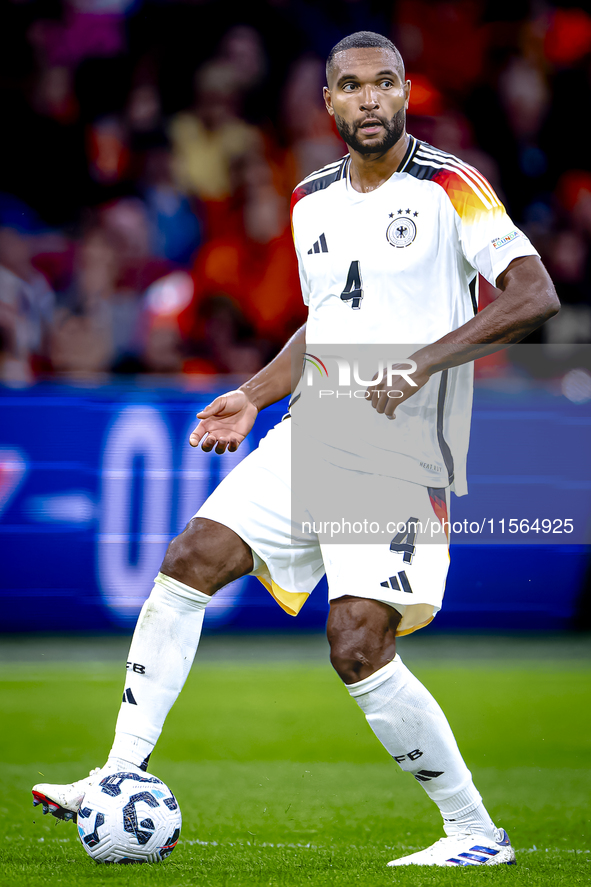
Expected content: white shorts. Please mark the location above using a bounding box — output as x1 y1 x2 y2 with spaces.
195 419 450 636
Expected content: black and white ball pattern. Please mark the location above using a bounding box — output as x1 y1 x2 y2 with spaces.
76 771 182 864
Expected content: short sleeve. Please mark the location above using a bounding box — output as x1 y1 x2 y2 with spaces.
290 193 311 306
436 165 539 287
293 245 310 306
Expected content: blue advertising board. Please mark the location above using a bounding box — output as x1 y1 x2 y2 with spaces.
0 381 589 632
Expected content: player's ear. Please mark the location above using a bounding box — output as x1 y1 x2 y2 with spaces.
323 86 334 116
404 79 411 110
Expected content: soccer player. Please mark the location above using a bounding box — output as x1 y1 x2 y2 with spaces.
33 32 559 867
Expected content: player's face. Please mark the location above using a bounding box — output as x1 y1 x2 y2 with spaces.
324 48 411 157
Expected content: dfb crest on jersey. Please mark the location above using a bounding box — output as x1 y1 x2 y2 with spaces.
386 215 417 248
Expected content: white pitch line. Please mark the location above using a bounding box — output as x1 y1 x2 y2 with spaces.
182 840 589 854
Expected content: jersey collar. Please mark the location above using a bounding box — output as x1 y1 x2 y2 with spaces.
397 135 419 173
344 134 420 195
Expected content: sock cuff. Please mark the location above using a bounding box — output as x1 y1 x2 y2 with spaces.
346 655 401 698
438 782 482 817
109 732 156 769
154 572 211 608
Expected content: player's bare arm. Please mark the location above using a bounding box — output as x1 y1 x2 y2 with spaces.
189 323 307 453
368 255 559 417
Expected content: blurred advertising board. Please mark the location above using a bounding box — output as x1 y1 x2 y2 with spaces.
0 377 589 633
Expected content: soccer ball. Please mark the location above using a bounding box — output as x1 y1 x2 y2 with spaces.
76 770 182 864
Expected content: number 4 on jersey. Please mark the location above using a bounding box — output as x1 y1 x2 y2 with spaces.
340 261 363 310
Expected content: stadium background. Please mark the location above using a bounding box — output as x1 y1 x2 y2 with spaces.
1 0 591 634
1 3 591 883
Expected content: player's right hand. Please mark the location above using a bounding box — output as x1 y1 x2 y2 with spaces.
189 389 258 454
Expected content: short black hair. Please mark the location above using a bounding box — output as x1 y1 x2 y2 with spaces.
326 31 405 85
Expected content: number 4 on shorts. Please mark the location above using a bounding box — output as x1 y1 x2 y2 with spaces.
390 517 418 564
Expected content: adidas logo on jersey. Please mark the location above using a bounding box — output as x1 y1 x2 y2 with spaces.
308 234 328 254
380 571 413 593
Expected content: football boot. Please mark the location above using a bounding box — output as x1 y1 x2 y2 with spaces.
387 828 516 867
32 760 144 822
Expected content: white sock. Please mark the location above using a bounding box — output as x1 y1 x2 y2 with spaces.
347 655 497 839
108 572 210 770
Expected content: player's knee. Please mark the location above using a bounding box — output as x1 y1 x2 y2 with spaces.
327 597 401 684
329 643 373 684
161 517 253 595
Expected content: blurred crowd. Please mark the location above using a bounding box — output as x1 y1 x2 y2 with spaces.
2 0 591 383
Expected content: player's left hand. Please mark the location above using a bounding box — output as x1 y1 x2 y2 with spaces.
365 362 431 419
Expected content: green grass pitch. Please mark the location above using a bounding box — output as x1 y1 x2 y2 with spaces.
1 633 590 886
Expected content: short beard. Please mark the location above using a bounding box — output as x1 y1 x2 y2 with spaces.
334 108 406 156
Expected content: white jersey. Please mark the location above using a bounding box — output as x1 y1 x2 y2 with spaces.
290 135 539 495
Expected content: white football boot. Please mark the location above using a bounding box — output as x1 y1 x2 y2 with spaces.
388 828 516 867
32 760 145 822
